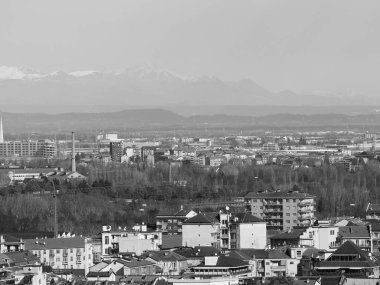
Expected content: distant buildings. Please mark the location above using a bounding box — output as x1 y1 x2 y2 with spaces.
0 140 57 158
245 190 316 231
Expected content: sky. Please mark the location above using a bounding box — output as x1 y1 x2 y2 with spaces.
1 0 380 93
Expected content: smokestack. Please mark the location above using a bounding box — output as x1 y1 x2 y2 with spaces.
71 132 76 172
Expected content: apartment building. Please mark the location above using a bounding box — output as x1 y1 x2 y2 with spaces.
219 212 267 250
101 226 162 258
24 237 94 274
182 214 221 248
182 212 266 250
156 207 197 235
0 140 56 158
245 190 316 231
110 141 124 162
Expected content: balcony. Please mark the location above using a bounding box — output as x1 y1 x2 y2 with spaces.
271 265 286 271
264 216 282 220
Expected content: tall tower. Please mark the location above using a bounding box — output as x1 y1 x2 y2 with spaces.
0 117 4 143
71 132 76 172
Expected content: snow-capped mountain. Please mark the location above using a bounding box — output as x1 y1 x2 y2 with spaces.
0 65 352 108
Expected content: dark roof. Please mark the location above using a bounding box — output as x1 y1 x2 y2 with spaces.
146 251 186 262
320 276 345 285
25 237 85 250
115 259 155 268
0 251 40 266
245 191 315 199
1 234 22 243
215 256 248 267
317 241 380 269
86 271 114 278
338 226 370 238
161 235 182 250
229 249 290 260
183 213 218 224
270 228 306 240
231 213 265 223
174 246 220 259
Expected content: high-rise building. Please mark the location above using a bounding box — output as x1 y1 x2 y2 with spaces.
110 141 124 162
245 190 316 231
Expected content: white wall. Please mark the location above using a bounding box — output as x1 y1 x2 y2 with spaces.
182 224 219 247
238 223 267 249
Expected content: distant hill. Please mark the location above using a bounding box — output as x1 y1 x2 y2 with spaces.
2 109 380 134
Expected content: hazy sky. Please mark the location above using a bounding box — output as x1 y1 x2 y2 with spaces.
1 0 380 92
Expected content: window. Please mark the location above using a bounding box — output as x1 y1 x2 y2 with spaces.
286 213 290 216
292 206 296 210
286 206 290 210
253 199 257 202
70 249 73 253
293 213 297 216
56 257 60 262
330 230 335 235
293 220 297 223
296 251 302 257
260 206 263 209
286 220 290 223
105 236 109 245
56 249 60 254
286 199 290 202
70 257 73 261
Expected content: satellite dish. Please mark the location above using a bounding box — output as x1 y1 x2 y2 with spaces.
226 206 230 211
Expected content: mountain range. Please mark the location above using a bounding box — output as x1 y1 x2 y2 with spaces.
0 66 371 113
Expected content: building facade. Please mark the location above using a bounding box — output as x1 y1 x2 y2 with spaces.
245 190 316 231
0 140 57 158
24 237 94 275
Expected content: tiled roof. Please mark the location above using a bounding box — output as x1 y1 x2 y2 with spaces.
318 241 380 269
0 251 40 266
231 213 265 223
115 259 155 268
229 249 268 260
147 251 186 262
245 191 315 199
87 271 114 278
338 226 370 238
270 228 306 240
228 249 289 260
183 213 218 224
1 234 22 243
24 237 85 250
215 256 248 267
174 246 220 258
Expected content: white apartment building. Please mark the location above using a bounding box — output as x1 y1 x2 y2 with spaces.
24 237 94 275
101 226 162 258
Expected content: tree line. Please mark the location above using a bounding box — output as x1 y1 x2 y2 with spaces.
0 159 377 234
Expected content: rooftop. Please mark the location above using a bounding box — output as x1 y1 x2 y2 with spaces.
245 191 316 199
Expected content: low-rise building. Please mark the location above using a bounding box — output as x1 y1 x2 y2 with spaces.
0 234 24 252
145 251 187 276
182 214 220 248
101 226 162 258
24 237 94 275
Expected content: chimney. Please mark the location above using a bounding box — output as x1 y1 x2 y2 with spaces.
71 132 76 172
